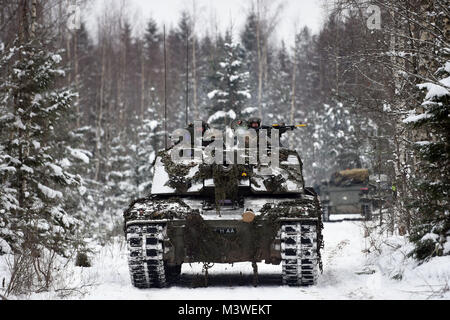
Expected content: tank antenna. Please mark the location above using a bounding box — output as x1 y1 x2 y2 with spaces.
185 24 189 126
164 24 168 150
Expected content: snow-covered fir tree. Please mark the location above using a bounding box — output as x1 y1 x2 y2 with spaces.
135 90 164 197
0 40 85 255
240 12 261 112
207 39 252 129
265 41 292 124
0 144 17 255
311 101 361 183
406 60 450 260
59 124 94 236
103 130 138 236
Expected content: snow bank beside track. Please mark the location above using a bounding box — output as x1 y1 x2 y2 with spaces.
1 221 448 300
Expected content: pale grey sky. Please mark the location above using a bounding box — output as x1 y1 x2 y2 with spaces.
86 0 326 48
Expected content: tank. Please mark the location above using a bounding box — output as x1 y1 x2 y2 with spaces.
320 169 375 221
123 120 324 288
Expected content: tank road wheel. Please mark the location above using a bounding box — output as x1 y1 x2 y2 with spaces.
281 222 319 286
126 224 167 289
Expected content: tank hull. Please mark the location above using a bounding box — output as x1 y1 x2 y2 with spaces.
124 194 323 288
126 217 320 265
321 184 373 220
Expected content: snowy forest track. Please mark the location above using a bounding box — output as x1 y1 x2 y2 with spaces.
4 221 449 300
174 272 283 288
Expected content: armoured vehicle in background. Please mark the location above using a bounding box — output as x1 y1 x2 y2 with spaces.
123 120 324 288
320 169 374 221
369 173 394 211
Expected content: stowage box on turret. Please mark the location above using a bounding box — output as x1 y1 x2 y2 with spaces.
123 120 324 288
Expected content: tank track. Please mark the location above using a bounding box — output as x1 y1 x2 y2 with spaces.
281 222 319 286
126 223 167 289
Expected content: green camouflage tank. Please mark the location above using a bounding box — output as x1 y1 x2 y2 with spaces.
124 121 324 288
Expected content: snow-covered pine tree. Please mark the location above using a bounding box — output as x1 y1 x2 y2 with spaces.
143 17 162 114
291 27 316 124
240 12 259 110
61 23 106 241
135 89 163 197
265 41 292 124
57 119 94 233
102 92 163 236
0 40 83 255
0 144 17 255
312 101 361 183
103 130 138 236
406 61 450 260
166 12 192 130
207 39 251 129
0 37 18 253
288 28 323 184
199 34 224 120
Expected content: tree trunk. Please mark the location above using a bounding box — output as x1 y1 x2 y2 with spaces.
289 53 297 149
192 35 198 120
191 1 199 120
256 0 263 120
18 0 27 43
95 38 106 181
30 0 37 40
74 33 80 128
140 44 146 118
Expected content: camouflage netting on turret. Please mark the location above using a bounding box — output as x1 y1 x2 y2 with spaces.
123 197 199 222
157 147 306 195
330 169 369 186
262 175 287 193
211 165 243 206
158 150 263 197
159 151 197 193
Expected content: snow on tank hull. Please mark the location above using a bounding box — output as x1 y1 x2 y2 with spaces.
124 194 322 264
123 148 324 288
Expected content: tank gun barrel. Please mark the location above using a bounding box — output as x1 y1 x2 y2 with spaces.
260 124 307 135
271 124 307 128
262 124 307 129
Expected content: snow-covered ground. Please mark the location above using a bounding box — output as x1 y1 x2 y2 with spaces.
1 221 449 300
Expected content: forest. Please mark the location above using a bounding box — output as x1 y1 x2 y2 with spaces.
0 0 448 298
